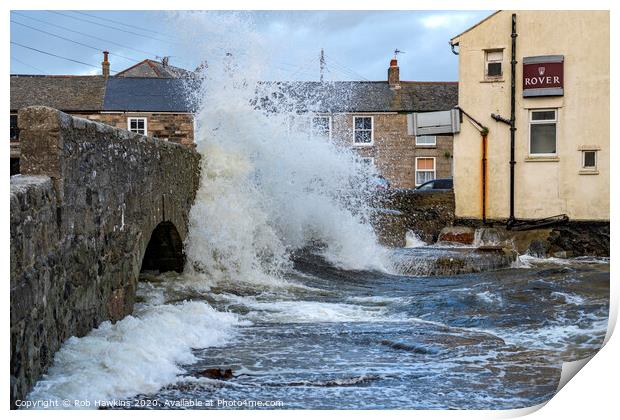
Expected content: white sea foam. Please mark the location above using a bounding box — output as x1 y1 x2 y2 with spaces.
26 301 243 408
550 292 585 306
405 231 426 248
215 292 400 323
179 12 389 286
475 291 503 306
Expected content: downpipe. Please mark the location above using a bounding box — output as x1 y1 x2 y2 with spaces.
491 13 568 231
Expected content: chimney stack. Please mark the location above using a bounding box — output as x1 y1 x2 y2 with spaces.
102 51 110 78
388 58 400 89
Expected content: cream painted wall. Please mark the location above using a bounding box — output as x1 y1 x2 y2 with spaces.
452 10 609 221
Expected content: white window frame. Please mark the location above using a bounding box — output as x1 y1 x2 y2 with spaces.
415 135 437 146
353 116 374 146
415 157 436 186
127 117 148 136
358 156 375 166
582 150 598 170
528 109 557 157
484 49 504 79
310 115 332 140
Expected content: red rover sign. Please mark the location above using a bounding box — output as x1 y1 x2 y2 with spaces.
523 55 564 97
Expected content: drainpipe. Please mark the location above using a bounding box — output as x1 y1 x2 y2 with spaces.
508 13 518 227
481 131 488 223
490 14 569 231
490 13 518 227
454 106 489 224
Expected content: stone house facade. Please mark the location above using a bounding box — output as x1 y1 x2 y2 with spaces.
10 58 194 175
278 60 458 189
11 57 457 189
329 113 454 189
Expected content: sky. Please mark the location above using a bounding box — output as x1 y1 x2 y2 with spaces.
10 10 493 81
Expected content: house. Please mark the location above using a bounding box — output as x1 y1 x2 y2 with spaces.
11 55 457 189
10 54 195 175
265 58 459 189
449 11 609 224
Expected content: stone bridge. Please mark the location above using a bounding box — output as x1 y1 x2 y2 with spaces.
10 107 201 405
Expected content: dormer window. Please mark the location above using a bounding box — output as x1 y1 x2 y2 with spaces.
485 49 503 79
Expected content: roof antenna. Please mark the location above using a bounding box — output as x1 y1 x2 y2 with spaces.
319 48 325 83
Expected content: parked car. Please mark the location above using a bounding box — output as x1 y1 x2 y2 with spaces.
415 178 453 191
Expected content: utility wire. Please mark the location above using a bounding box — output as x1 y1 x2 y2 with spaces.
49 10 176 45
324 54 370 81
11 11 164 59
11 41 119 73
11 19 141 64
289 56 319 80
11 55 47 73
72 10 176 39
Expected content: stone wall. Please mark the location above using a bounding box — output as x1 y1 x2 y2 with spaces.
373 189 456 246
329 113 454 189
456 219 610 257
10 106 201 406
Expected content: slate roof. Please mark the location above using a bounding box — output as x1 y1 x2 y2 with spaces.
10 75 194 113
10 75 107 112
258 81 458 113
10 76 456 114
102 77 195 112
115 59 193 79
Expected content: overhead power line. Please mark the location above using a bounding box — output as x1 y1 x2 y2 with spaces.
11 41 118 73
72 10 176 39
11 19 141 64
11 11 165 60
324 54 370 81
48 10 176 45
11 55 47 73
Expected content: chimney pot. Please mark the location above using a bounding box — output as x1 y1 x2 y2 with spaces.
388 59 400 88
102 51 110 78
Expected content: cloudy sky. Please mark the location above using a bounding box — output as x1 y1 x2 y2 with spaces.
10 10 492 81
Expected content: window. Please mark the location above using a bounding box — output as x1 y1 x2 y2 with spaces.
415 135 436 146
353 116 373 145
311 116 331 139
485 49 503 78
128 117 147 135
10 114 19 142
582 150 597 170
529 109 557 155
415 157 435 186
358 157 375 166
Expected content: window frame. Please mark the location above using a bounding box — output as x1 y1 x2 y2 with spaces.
10 114 19 142
528 109 558 157
415 135 437 146
127 117 148 136
310 115 332 140
359 156 375 166
415 156 436 187
582 150 598 170
353 116 374 146
484 49 504 80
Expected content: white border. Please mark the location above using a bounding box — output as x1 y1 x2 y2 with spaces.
127 116 148 136
353 115 374 146
3 2 618 419
415 156 436 186
528 108 557 157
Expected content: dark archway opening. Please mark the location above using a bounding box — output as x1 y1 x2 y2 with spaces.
140 221 185 273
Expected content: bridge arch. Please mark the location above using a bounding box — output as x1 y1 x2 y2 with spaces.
140 221 186 273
